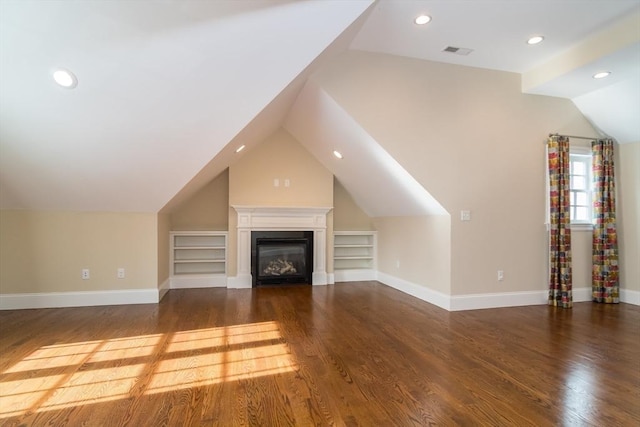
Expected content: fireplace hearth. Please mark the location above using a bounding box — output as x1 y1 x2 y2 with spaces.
251 231 313 287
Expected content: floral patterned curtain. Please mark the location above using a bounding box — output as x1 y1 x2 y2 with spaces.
548 135 572 308
592 139 619 303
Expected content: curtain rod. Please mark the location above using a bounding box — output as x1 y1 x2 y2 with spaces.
548 133 602 141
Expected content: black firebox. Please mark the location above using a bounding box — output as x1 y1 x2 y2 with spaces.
251 231 313 287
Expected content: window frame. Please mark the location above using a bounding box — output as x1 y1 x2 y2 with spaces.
545 145 594 231
569 146 594 230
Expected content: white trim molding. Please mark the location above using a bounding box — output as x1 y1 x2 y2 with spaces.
0 289 160 310
226 275 253 289
448 286 639 310
159 278 171 301
231 206 332 288
334 269 377 283
571 286 592 302
170 274 226 289
376 272 451 311
376 275 600 311
621 288 640 306
327 273 335 285
450 291 548 311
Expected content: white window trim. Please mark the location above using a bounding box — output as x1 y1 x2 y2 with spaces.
544 145 594 232
569 151 593 229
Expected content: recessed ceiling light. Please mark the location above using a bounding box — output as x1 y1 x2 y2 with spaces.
333 150 343 159
53 68 78 88
235 145 246 153
527 36 544 45
593 71 611 79
414 15 431 25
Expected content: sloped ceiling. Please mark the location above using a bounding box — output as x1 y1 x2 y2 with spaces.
1 0 638 215
284 80 446 217
0 0 374 211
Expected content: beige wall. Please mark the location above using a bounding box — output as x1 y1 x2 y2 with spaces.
333 178 374 231
229 128 333 207
169 169 229 231
314 51 599 296
618 142 639 292
5 52 631 306
374 216 451 295
0 210 158 294
157 212 171 288
227 128 334 276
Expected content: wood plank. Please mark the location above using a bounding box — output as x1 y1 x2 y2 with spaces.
0 282 638 426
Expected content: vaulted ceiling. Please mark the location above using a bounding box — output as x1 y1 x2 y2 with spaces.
1 0 638 214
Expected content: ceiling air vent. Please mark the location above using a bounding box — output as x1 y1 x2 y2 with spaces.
442 46 474 56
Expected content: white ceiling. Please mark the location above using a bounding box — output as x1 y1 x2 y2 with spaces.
353 0 638 75
0 0 374 211
1 0 638 213
351 0 640 143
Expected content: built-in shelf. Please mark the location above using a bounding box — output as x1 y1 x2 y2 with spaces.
333 231 377 282
170 231 227 288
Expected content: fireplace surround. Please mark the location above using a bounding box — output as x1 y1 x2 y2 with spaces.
229 206 332 288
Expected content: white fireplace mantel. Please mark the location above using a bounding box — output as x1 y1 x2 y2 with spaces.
228 206 333 288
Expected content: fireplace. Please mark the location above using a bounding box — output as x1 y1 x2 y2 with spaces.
230 206 331 289
251 231 313 287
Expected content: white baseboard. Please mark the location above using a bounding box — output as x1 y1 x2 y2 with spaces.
327 273 335 285
449 287 607 311
376 272 451 310
621 288 640 305
0 289 160 310
558 287 639 306
572 286 592 302
3 279 633 312
312 271 329 286
334 269 377 283
170 274 226 289
226 274 252 289
450 290 547 311
376 273 600 311
159 278 170 301
551 287 639 306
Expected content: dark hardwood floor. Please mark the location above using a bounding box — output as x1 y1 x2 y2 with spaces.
0 282 638 426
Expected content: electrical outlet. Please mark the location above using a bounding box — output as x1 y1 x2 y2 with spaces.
461 210 471 221
284 179 290 187
273 178 280 187
117 268 125 279
82 269 90 280
497 270 504 281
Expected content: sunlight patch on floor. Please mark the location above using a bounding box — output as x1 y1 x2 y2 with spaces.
0 321 296 419
146 343 296 394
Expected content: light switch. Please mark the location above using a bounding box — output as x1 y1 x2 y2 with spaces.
461 210 471 221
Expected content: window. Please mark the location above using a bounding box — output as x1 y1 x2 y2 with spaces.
569 150 593 225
